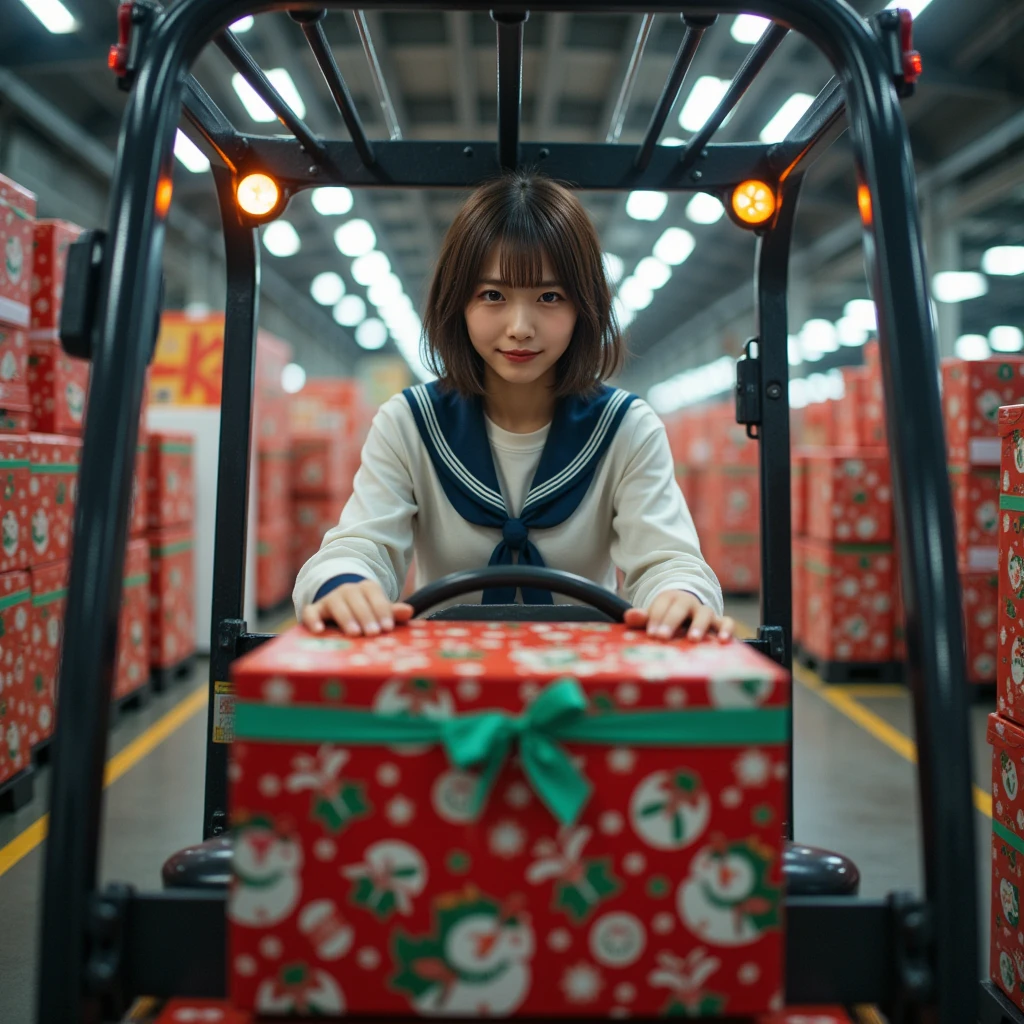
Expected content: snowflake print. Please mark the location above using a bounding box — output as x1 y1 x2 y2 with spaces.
599 811 624 836
457 679 481 701
623 853 646 876
454 662 486 677
664 687 686 708
357 947 381 970
376 763 400 787
615 983 637 1003
616 683 640 706
548 928 572 952
609 1007 631 1019
519 681 540 702
260 935 283 959
258 774 281 797
607 748 637 774
720 786 743 809
734 750 771 787
235 955 257 977
314 839 337 862
489 820 527 859
561 963 603 1004
263 676 293 704
505 782 532 808
386 796 415 826
652 913 675 935
737 962 760 985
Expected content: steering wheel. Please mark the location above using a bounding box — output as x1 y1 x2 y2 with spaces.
405 566 632 622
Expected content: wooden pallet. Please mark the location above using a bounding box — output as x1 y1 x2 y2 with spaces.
151 653 197 692
797 647 905 684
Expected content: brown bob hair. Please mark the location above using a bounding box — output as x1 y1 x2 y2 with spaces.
422 171 625 397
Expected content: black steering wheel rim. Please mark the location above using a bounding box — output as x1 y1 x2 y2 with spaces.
405 566 632 622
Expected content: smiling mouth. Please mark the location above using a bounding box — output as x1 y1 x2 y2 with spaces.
500 349 540 362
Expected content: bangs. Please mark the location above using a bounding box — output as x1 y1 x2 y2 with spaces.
494 229 547 291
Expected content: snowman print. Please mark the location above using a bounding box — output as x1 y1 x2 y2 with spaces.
1013 637 1024 689
0 351 16 382
432 769 480 824
1001 951 1017 996
2 510 17 558
66 381 85 422
978 500 998 535
1010 555 1024 596
1003 752 1019 800
629 770 711 850
31 509 48 556
1016 435 1024 475
979 389 1003 424
1002 877 1020 929
229 821 303 927
298 899 354 960
5 235 23 284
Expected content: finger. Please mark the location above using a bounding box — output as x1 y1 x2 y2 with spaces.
647 594 682 637
624 608 648 628
301 604 326 634
688 604 716 641
364 585 396 631
346 588 381 636
392 602 415 623
324 592 360 637
656 595 695 639
717 616 736 641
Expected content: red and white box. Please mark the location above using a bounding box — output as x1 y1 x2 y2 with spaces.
29 558 68 745
27 342 89 435
294 496 346 569
703 532 760 595
258 448 291 525
792 537 808 648
0 381 31 435
149 527 195 671
0 174 37 329
962 571 997 685
229 624 789 1018
292 432 358 498
147 431 195 530
114 538 150 700
130 434 148 538
257 518 293 611
0 325 28 387
1001 405 1024 497
944 358 1024 466
802 539 894 665
702 467 759 533
806 448 892 544
0 572 33 757
0 434 30 573
707 403 758 468
28 433 80 567
798 400 838 448
950 463 999 572
988 712 1024 1013
791 449 808 537
29 220 82 340
999 409 1024 721
0 665 30 788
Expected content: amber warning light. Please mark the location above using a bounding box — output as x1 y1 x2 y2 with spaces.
731 181 776 226
236 173 281 218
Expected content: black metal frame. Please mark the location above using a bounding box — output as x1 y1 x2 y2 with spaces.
36 3 975 1023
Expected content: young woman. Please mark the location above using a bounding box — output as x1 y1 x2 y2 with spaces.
295 171 732 642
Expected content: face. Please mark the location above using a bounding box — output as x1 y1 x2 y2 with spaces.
464 248 577 391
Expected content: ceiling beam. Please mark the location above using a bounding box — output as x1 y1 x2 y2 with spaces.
535 13 570 139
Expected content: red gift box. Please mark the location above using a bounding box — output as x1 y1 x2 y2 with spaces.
0 657 30 788
702 467 759 533
792 538 808 648
0 434 30 573
791 449 809 537
292 432 358 498
130 434 148 538
114 538 150 700
149 527 195 671
257 394 292 454
0 174 37 329
834 367 869 447
27 342 90 435
944 358 1024 466
707 403 758 468
29 220 82 339
294 497 346 569
950 463 999 572
258 448 292 525
148 431 195 529
0 381 31 434
257 519 293 611
988 712 1024 1013
703 533 760 595
962 571 997 684
289 378 369 439
999 489 1024 722
1001 406 1024 497
29 558 68 745
28 433 81 567
806 448 892 544
229 624 789 1018
0 325 28 387
799 401 837 448
803 540 894 664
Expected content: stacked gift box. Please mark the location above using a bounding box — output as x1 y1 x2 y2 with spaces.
145 430 196 689
985 401 1024 1010
289 378 369 576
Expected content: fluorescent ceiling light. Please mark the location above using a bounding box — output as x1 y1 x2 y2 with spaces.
653 227 696 266
310 272 345 306
660 137 685 147
885 0 934 17
679 76 729 133
982 245 1024 277
262 220 300 257
613 297 635 330
368 274 405 307
18 0 77 33
634 257 671 290
351 250 391 286
355 318 388 351
281 363 306 394
843 298 877 331
625 191 668 222
231 68 305 123
333 295 366 327
603 253 625 284
647 356 735 414
619 277 654 312
836 316 868 347
312 187 354 216
990 326 1024 353
932 271 988 303
334 219 376 257
954 334 990 360
173 130 210 174
685 193 725 226
787 335 802 367
230 15 254 33
800 318 839 354
759 93 815 143
731 14 770 44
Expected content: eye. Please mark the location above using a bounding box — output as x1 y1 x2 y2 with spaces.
480 289 504 302
539 291 563 304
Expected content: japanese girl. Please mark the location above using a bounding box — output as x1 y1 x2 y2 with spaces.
295 170 732 642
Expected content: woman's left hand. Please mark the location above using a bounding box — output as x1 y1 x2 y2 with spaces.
624 590 734 642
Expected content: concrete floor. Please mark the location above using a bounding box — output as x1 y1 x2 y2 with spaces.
0 604 998 1023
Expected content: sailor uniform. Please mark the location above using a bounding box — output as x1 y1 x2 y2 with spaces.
293 383 723 615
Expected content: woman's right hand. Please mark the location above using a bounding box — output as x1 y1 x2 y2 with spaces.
301 578 414 637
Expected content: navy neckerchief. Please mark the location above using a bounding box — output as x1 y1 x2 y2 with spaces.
403 381 637 604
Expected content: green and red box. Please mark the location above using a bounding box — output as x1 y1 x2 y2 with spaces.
149 527 195 671
28 558 67 747
0 174 36 330
147 431 195 530
130 434 148 538
229 623 789 1018
258 448 292 525
944 359 1024 466
0 434 30 574
114 538 149 700
962 571 997 685
702 532 760 595
998 408 1024 721
806 449 892 544
28 433 81 567
702 467 759 534
27 342 90 436
257 518 293 611
28 219 81 339
292 432 357 498
0 325 28 387
950 463 999 572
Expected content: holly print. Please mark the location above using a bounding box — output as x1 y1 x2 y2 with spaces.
527 827 621 923
255 962 345 1014
629 770 711 850
344 841 428 920
390 888 534 1015
648 949 725 1017
1002 877 1021 929
1004 751 1020 800
286 746 371 834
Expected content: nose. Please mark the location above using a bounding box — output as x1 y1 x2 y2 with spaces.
504 299 535 342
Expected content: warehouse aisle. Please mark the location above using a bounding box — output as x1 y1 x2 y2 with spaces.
0 630 996 1023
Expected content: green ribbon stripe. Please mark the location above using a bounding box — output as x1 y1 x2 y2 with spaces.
1000 495 1024 513
995 819 1024 857
30 463 79 474
0 588 30 611
235 678 786 827
151 541 193 557
123 573 150 589
32 588 67 607
159 443 193 454
0 459 29 469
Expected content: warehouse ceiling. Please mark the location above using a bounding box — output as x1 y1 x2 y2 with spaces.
2 0 1024 391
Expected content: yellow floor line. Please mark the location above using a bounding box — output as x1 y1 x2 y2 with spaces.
0 685 207 879
828 683 906 699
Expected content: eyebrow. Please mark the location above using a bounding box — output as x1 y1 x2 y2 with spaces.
477 278 563 288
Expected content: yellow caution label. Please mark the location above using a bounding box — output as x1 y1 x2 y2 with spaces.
213 680 235 744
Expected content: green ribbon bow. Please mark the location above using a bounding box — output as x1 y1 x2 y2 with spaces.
440 677 591 826
235 677 787 828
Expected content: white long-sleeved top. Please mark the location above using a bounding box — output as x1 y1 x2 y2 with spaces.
292 392 723 615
